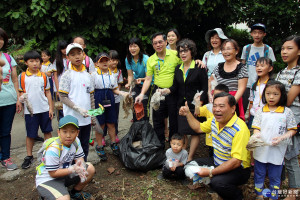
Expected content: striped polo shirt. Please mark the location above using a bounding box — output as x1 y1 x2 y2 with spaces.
200 113 251 168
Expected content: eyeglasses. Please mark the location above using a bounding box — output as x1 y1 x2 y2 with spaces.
179 49 190 54
221 48 235 52
152 40 164 46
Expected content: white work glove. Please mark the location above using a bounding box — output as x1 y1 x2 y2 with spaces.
74 105 89 118
135 93 144 104
192 91 203 107
92 117 103 134
19 93 28 103
119 91 129 97
68 160 88 183
156 88 170 96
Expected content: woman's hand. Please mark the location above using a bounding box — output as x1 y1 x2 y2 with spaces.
16 100 22 113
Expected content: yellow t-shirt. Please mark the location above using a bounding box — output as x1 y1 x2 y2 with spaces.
198 105 214 146
146 49 181 88
200 113 251 168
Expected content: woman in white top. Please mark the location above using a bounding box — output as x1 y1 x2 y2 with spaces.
203 28 228 78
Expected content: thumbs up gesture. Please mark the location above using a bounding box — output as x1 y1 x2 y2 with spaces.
179 101 190 116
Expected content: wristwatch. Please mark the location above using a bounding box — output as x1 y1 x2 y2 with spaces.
209 169 214 178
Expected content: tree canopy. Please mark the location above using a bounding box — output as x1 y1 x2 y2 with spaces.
0 0 299 66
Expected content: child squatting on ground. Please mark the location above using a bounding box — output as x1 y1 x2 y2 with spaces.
251 80 297 200
19 50 53 169
36 115 95 200
158 134 188 182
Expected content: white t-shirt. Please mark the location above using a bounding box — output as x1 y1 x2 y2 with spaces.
35 137 85 187
59 66 94 126
91 69 118 90
241 45 276 88
50 58 68 92
202 50 225 78
248 79 267 116
67 56 96 73
41 61 52 74
18 70 50 114
252 106 297 165
111 68 123 103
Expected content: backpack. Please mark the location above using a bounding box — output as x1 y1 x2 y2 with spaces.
20 71 47 93
3 53 12 71
245 44 270 65
66 55 90 72
36 137 79 175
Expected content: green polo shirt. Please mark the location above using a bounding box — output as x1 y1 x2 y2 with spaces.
146 49 181 88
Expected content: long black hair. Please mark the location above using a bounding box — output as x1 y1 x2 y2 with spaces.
126 37 145 65
55 40 68 76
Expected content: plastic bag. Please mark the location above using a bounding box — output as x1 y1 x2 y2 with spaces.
184 161 213 185
119 121 166 172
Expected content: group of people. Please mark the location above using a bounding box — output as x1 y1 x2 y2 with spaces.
0 22 299 200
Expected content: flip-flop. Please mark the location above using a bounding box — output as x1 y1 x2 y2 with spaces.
134 103 144 121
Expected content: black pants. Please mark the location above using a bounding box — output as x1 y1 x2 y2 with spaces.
152 87 178 146
242 87 250 114
194 157 251 200
162 165 185 180
78 124 91 161
132 85 153 122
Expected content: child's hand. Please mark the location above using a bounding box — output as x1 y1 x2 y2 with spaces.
170 166 176 171
125 83 130 90
272 136 284 146
49 108 54 120
74 105 89 117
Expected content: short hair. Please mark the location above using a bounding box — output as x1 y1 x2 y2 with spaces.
207 32 226 50
213 92 236 107
167 28 181 41
262 80 287 107
24 50 41 62
151 32 167 42
176 38 197 59
41 49 51 57
221 39 240 53
0 28 9 50
214 84 229 93
171 134 184 141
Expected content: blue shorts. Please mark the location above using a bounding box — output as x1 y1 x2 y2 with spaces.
25 111 52 138
94 89 116 125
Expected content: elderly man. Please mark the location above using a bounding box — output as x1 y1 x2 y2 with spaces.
179 92 251 200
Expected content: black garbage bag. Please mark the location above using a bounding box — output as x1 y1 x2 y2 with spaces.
119 121 166 172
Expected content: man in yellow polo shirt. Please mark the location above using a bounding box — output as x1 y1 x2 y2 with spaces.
179 92 251 200
135 32 181 145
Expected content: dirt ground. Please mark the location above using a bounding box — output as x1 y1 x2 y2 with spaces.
0 100 291 200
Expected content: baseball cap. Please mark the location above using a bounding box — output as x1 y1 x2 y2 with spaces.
59 115 79 129
66 43 83 55
251 23 266 32
96 52 110 63
205 28 228 43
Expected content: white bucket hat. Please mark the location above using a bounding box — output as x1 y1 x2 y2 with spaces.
205 28 228 43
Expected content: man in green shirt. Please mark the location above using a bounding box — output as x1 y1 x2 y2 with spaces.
135 32 180 146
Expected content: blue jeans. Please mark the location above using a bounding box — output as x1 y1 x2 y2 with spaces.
0 104 16 160
254 160 283 199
